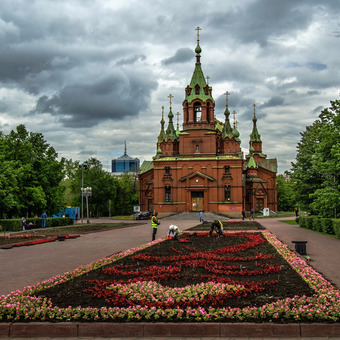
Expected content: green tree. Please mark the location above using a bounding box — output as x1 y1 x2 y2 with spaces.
0 125 65 217
276 173 296 211
290 99 340 217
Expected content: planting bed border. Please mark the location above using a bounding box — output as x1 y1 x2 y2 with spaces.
0 230 339 338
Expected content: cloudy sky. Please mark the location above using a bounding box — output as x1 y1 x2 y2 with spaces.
0 0 339 174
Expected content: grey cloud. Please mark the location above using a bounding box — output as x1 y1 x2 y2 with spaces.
312 105 323 115
162 48 194 66
260 96 285 108
30 71 158 128
306 62 327 71
116 55 146 66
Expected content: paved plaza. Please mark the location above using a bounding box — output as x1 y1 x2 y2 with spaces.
0 215 339 339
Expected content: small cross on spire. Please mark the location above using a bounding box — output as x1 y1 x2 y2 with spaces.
206 75 210 85
168 94 174 109
224 91 230 106
232 110 237 126
195 26 201 42
176 112 181 128
161 105 164 119
253 103 256 117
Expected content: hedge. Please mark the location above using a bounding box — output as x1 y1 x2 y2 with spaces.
333 220 340 239
297 216 338 238
0 217 73 232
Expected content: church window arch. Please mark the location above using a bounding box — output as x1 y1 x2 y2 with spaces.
165 186 171 202
194 102 201 122
224 165 230 175
224 185 231 201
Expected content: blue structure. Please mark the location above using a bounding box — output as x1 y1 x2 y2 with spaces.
52 207 80 219
111 142 140 173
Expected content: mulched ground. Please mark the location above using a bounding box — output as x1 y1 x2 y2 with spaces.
37 229 314 310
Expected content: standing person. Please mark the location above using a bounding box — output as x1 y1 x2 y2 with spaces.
242 209 246 220
75 211 79 223
167 225 180 240
21 217 27 231
199 211 204 222
151 211 160 241
41 212 47 228
209 220 223 236
250 208 255 220
295 207 299 217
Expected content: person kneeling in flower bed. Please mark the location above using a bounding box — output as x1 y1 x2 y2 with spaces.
167 225 180 240
209 220 224 237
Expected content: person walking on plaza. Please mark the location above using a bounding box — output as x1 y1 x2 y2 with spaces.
167 225 180 240
199 211 204 222
242 209 246 220
41 212 47 228
250 208 255 220
209 220 223 236
151 211 160 241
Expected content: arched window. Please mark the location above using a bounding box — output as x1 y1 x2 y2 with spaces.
224 185 231 201
224 165 230 175
194 102 201 122
165 186 171 202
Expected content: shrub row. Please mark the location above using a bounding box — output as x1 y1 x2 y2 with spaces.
298 216 340 238
0 217 73 232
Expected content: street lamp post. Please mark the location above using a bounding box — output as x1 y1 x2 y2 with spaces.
79 164 88 224
82 187 92 223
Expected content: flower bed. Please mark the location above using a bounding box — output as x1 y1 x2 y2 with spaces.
0 234 80 248
0 231 339 323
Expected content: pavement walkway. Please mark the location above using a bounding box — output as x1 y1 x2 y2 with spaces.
0 215 339 339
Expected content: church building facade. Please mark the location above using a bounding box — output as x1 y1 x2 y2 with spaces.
139 31 277 218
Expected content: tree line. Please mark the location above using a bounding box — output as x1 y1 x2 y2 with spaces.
0 125 138 219
277 99 340 217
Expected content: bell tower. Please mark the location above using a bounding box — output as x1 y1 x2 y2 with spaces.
180 27 217 156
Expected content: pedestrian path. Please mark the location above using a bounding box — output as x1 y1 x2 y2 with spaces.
162 211 230 221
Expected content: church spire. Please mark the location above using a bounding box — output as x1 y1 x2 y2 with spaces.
221 91 233 139
185 27 214 105
250 104 261 142
157 105 166 144
165 94 177 141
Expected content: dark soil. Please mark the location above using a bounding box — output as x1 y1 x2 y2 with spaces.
37 230 314 310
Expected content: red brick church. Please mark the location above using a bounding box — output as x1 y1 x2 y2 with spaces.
139 30 277 218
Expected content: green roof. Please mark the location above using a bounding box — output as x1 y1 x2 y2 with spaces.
139 161 154 175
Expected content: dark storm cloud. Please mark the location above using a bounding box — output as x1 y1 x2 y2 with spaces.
161 48 195 66
31 71 158 128
260 96 285 108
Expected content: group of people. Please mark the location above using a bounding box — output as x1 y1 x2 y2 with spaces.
21 212 48 230
151 212 180 241
151 211 225 241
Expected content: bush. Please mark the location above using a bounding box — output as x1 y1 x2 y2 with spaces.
321 218 334 235
333 220 340 239
0 217 73 231
312 216 322 232
299 216 307 228
306 216 317 230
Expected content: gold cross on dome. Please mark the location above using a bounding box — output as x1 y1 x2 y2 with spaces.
195 26 201 42
224 91 230 106
168 94 174 109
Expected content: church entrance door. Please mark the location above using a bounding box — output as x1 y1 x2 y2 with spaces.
191 192 204 212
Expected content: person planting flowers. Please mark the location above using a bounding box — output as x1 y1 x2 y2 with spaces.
209 220 223 237
167 225 180 240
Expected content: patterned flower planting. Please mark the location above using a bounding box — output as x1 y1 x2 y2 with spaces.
0 231 339 323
